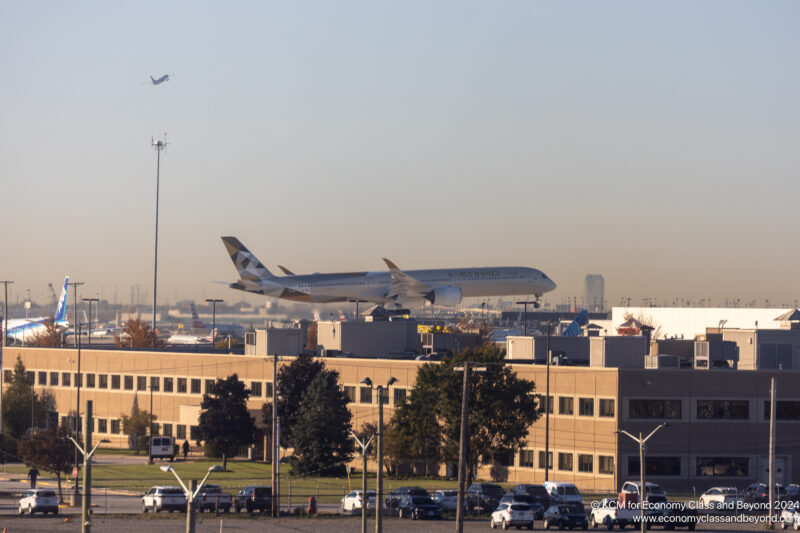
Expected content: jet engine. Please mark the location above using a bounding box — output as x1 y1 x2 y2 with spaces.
426 286 462 307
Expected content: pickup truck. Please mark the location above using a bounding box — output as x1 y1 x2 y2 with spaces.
196 484 232 513
590 498 639 530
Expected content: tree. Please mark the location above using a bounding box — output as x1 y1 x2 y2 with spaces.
121 394 153 454
289 370 353 476
198 374 255 471
17 427 73 502
305 322 318 350
411 344 538 485
274 354 325 447
31 317 62 347
388 386 441 476
2 356 56 439
115 317 162 348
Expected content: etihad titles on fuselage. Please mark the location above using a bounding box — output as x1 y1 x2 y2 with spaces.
221 237 556 307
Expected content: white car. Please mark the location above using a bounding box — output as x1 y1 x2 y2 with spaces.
143 485 187 513
490 502 535 530
433 489 460 512
18 489 59 515
698 487 739 509
781 505 800 530
341 490 376 515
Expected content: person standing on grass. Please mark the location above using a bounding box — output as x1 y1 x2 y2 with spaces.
182 440 189 460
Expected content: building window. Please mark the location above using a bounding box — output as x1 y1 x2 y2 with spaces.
579 398 594 417
343 386 356 403
177 378 187 393
360 386 372 404
86 374 95 388
50 372 59 386
629 399 681 419
124 375 133 390
599 456 615 475
137 376 146 391
177 425 187 439
696 457 749 477
628 456 681 476
578 454 593 473
163 423 173 437
393 388 407 405
74 373 82 387
62 372 71 387
559 397 574 415
38 371 47 386
765 401 800 420
205 379 216 395
26 371 34 384
97 419 108 433
3 370 11 383
191 379 201 394
250 382 262 397
266 382 273 398
494 449 514 467
111 375 120 389
519 449 534 468
539 451 553 469
110 419 121 434
697 400 748 420
558 453 573 471
190 425 200 441
538 394 554 414
163 377 173 393
150 376 160 392
98 374 108 389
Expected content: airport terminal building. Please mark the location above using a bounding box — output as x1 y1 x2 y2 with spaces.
7 338 800 493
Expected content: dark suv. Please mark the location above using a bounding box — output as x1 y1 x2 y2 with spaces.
511 484 550 517
235 485 272 513
744 483 783 504
466 483 506 514
396 494 442 520
385 486 430 516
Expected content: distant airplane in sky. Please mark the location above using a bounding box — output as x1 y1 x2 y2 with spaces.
149 74 169 85
2 277 69 344
221 237 557 308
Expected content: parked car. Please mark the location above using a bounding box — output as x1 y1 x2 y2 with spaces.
500 494 544 520
142 486 187 513
511 484 551 510
780 504 800 530
783 484 800 503
467 483 506 513
395 494 442 520
196 484 232 513
385 486 429 516
18 489 58 515
544 482 584 505
543 504 589 530
652 502 699 530
590 498 638 530
341 490 376 515
234 485 271 513
491 502 535 530
744 483 783 504
620 481 667 502
698 487 739 509
433 489 460 513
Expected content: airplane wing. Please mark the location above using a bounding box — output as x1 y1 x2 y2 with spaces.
382 258 431 301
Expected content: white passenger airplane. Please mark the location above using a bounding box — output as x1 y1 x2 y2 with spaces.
2 277 70 343
221 237 556 308
149 74 169 85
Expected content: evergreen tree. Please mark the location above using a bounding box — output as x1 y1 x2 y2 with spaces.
198 374 255 470
289 370 353 476
274 354 325 447
2 356 55 440
121 394 153 454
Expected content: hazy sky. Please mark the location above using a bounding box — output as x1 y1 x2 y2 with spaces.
2 2 799 309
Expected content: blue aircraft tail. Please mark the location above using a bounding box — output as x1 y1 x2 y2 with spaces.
53 276 69 323
561 309 588 337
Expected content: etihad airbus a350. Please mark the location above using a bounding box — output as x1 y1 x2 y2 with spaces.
221 237 556 307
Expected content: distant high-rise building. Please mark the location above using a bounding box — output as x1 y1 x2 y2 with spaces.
585 274 605 312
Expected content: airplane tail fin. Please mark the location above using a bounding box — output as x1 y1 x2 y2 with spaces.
190 303 206 329
54 276 69 323
561 309 589 337
221 237 275 281
150 75 156 83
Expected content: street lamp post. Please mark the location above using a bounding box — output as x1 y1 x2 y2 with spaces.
453 362 487 533
0 280 13 435
161 464 223 533
68 399 111 533
360 376 397 533
618 424 667 533
205 299 223 352
351 430 375 533
82 298 98 347
515 300 538 336
73 322 85 498
545 322 551 482
152 135 168 346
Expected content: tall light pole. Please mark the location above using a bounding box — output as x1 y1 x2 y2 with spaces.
453 362 486 533
618 424 667 533
361 376 397 533
68 400 110 533
545 322 551 482
68 281 84 346
161 464 222 533
152 134 168 346
516 300 538 336
351 430 375 533
82 298 98 347
73 322 85 498
0 280 13 435
205 299 223 351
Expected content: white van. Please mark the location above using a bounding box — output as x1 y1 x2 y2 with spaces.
543 482 584 505
149 436 175 463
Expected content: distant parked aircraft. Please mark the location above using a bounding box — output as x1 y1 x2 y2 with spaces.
189 303 243 335
149 74 170 85
3 277 69 344
221 236 557 307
